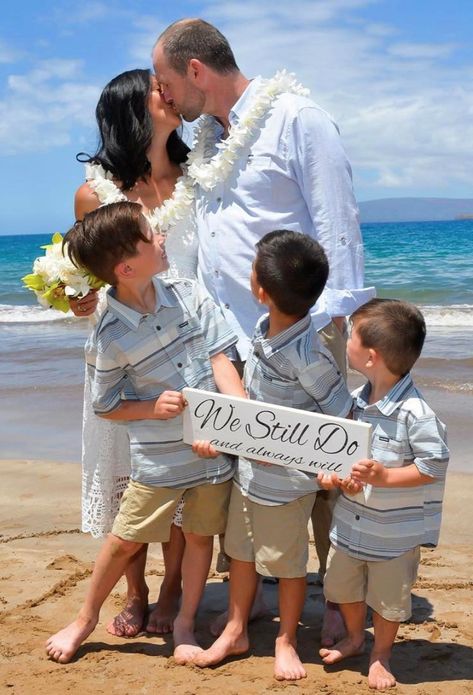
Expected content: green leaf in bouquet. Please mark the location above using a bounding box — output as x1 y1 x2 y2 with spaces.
40 232 63 250
42 282 70 313
22 273 46 292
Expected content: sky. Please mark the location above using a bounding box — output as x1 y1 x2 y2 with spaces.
1 0 472 235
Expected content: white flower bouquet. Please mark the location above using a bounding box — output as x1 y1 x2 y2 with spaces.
22 232 105 313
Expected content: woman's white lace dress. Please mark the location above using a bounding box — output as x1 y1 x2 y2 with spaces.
81 163 198 537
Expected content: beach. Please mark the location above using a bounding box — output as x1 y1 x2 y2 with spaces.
1 460 472 694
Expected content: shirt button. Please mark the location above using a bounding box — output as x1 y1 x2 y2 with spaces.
215 270 219 276
177 362 183 368
355 514 360 520
216 196 222 203
211 232 215 237
156 325 161 331
254 350 260 358
224 303 230 309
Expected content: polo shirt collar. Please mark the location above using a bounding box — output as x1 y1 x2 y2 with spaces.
254 312 312 358
106 276 177 330
355 372 415 416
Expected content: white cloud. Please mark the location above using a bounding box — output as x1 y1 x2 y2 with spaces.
0 59 100 154
388 42 457 59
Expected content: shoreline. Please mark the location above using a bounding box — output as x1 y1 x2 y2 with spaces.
1 460 472 694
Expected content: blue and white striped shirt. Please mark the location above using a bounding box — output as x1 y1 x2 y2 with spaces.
85 277 237 488
330 374 449 561
235 313 353 505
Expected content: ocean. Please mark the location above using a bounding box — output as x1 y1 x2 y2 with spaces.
0 220 472 463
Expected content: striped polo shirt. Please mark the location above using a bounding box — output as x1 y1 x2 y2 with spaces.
330 374 449 561
85 277 237 488
235 313 353 505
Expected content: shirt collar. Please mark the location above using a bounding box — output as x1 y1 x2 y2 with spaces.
228 77 262 127
106 276 177 330
254 312 312 358
355 372 415 416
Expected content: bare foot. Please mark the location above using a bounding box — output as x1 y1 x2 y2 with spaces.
368 654 396 690
319 635 365 665
320 601 347 647
210 589 269 637
107 595 147 637
274 636 307 681
173 616 203 665
146 591 181 634
193 626 249 667
45 616 97 663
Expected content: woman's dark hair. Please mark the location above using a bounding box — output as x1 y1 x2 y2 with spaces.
77 69 189 190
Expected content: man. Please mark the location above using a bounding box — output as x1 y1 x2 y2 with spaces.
153 17 374 672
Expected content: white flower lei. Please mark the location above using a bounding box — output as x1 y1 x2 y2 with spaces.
186 70 310 191
85 163 195 235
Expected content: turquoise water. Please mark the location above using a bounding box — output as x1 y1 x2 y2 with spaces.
0 219 471 461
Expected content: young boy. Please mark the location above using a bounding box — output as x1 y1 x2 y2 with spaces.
193 230 354 681
320 298 449 690
45 201 245 664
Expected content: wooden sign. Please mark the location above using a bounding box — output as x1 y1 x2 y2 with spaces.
183 388 371 478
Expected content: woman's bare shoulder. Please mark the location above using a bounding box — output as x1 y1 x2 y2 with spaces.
74 182 100 220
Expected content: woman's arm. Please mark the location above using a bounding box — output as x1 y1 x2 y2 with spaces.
70 183 102 317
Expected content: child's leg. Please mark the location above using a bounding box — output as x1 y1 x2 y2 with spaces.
146 524 185 633
365 546 420 690
368 612 399 690
45 534 143 663
275 577 307 681
319 601 366 663
193 557 258 667
107 543 149 637
320 547 367 663
173 531 213 663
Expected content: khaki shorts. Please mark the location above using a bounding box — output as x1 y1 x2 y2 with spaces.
112 478 232 544
324 545 421 622
224 485 316 578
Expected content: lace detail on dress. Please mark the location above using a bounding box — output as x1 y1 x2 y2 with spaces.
81 163 198 537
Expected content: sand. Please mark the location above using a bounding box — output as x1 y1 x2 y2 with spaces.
0 459 472 694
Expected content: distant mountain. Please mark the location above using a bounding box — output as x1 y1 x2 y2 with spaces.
358 197 473 223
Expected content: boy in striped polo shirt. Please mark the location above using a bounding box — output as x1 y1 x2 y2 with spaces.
320 299 449 690
46 202 245 665
194 230 353 680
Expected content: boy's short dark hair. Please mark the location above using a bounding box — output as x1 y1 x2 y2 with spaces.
351 298 426 376
64 201 149 285
254 230 329 317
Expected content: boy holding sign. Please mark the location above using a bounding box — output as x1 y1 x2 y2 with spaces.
194 230 353 681
46 202 245 665
320 299 449 690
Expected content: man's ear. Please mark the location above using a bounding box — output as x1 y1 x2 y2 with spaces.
188 58 205 83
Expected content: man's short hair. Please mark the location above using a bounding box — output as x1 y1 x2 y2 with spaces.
255 230 329 317
351 298 426 376
64 201 149 286
158 18 239 75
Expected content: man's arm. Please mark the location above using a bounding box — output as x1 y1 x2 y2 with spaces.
290 106 375 318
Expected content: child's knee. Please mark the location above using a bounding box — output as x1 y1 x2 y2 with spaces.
108 533 142 557
184 532 213 547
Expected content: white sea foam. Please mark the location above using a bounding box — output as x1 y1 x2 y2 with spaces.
0 303 73 323
421 304 473 327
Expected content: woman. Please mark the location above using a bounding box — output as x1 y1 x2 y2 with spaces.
72 68 197 638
